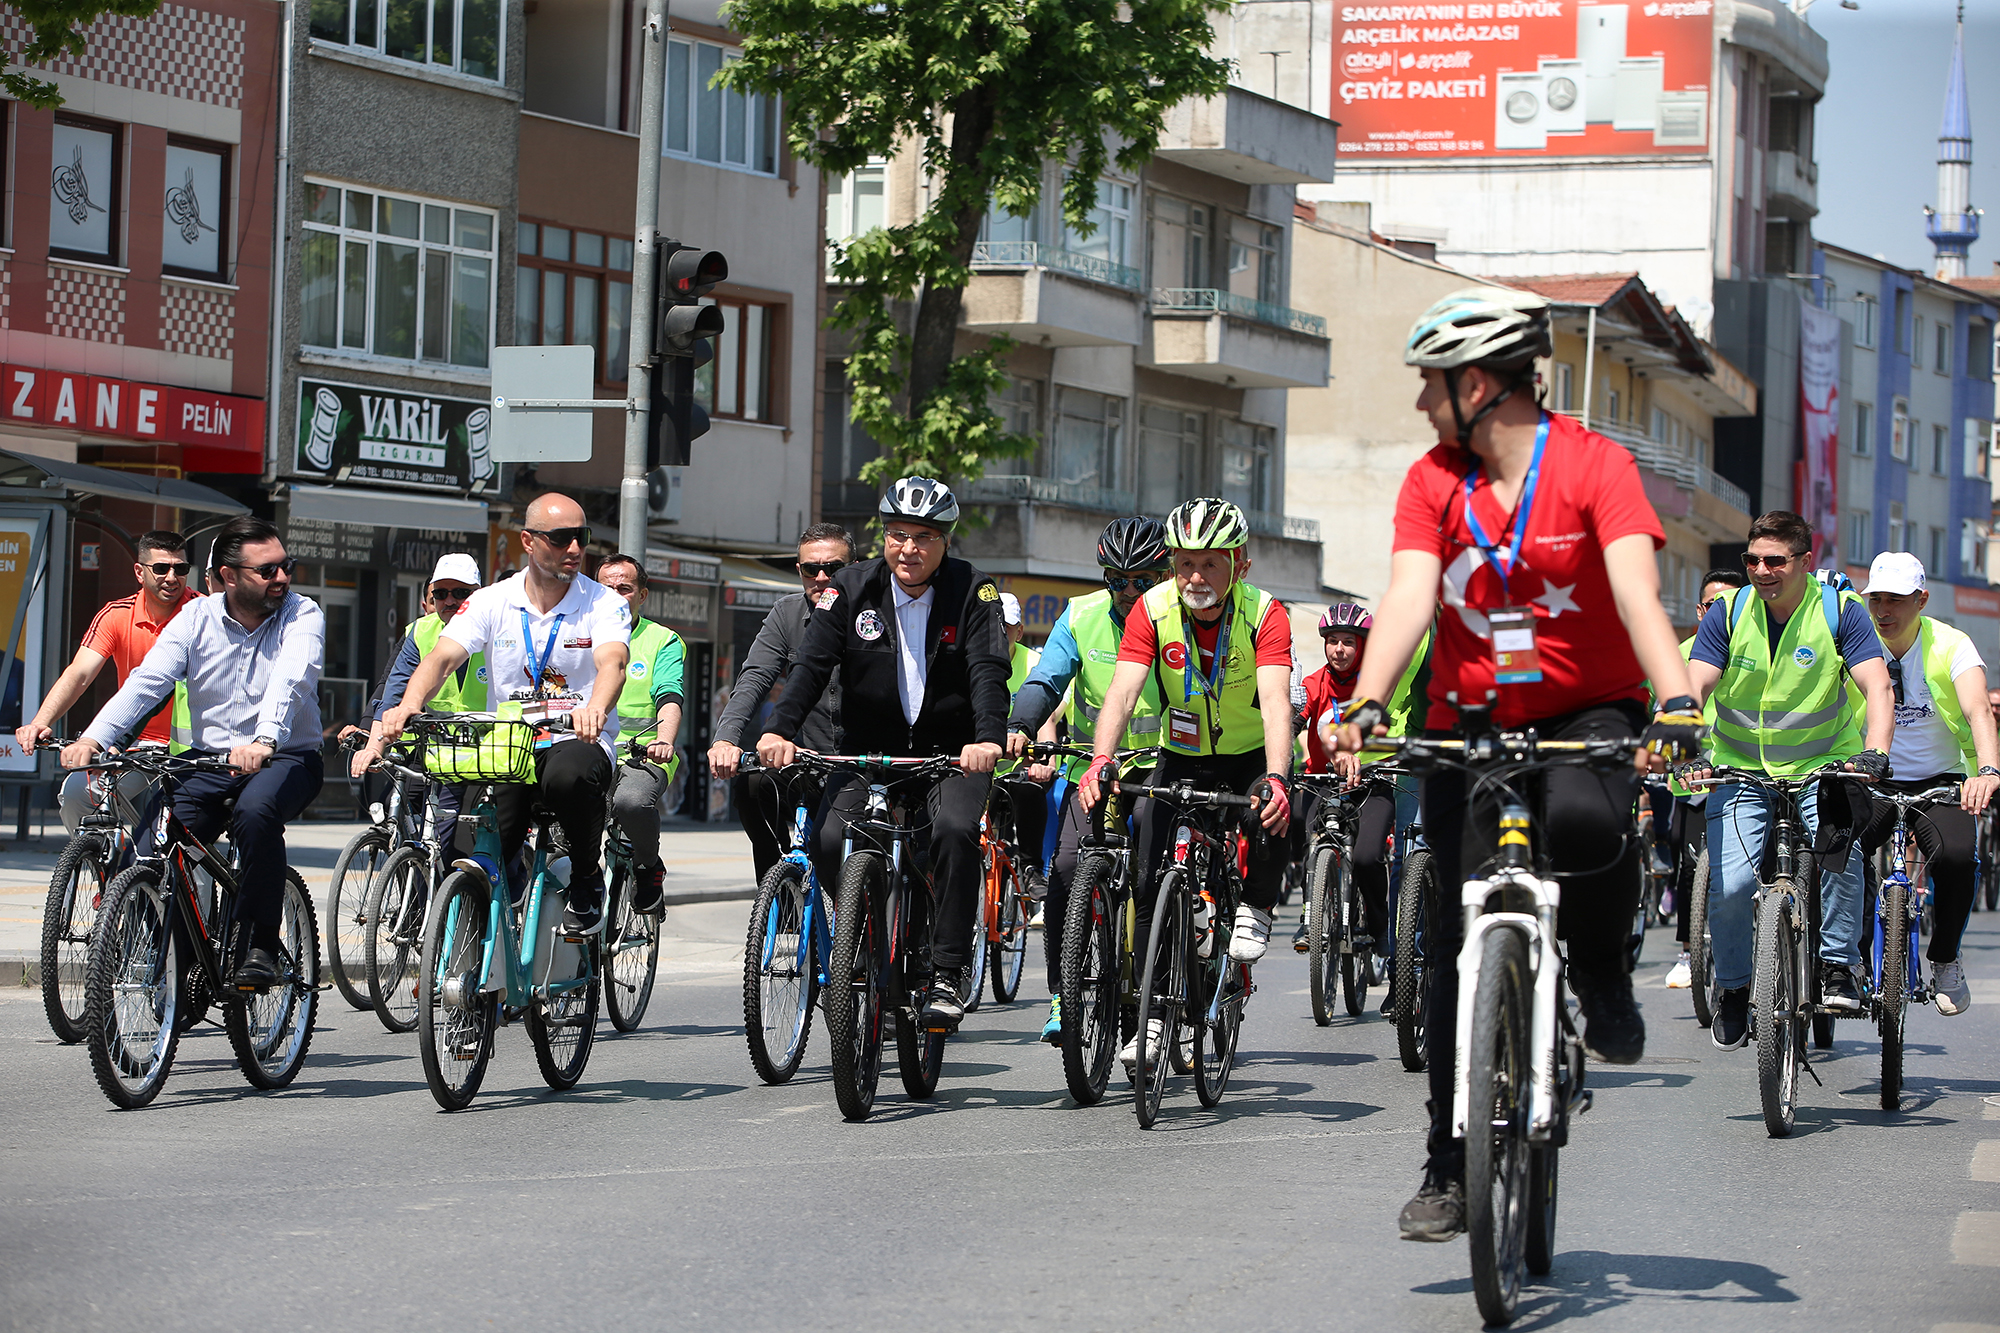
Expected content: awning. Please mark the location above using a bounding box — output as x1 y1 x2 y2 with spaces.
719 555 796 613
0 450 248 515
288 483 487 532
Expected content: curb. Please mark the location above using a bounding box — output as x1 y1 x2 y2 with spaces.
1 959 35 988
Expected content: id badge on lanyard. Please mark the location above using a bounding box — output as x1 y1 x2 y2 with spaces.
1463 417 1549 686
1170 602 1233 751
519 609 572 739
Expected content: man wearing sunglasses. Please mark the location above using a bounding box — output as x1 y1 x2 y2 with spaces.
1853 551 1998 1017
1684 511 1895 1049
65 516 327 988
710 523 853 883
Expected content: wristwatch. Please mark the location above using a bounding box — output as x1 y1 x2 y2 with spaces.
1979 765 2000 779
254 735 277 748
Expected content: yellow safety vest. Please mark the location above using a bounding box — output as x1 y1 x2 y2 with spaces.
1143 577 1278 758
1710 584 1864 776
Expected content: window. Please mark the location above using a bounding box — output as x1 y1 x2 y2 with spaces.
981 190 1039 246
992 376 1041 440
299 180 495 368
1553 362 1575 412
1930 525 1948 577
1226 216 1282 306
1891 398 1910 461
1934 422 1950 473
1853 401 1874 456
694 295 780 423
1914 317 1927 369
665 38 780 175
1968 417 1991 478
1853 294 1878 349
1888 501 1905 553
1063 179 1132 267
1606 387 1622 424
308 0 502 81
1971 320 1995 379
516 223 633 385
1148 195 1210 289
1896 289 1911 353
826 160 888 256
1219 417 1274 512
1966 518 1988 573
1137 401 1202 517
163 138 228 281
1848 509 1871 563
1937 319 1953 375
1049 387 1123 491
822 363 881 514
50 115 121 265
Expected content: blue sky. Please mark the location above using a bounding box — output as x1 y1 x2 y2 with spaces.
1815 0 2000 272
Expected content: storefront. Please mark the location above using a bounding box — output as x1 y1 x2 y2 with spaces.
996 574 1103 646
641 547 720 819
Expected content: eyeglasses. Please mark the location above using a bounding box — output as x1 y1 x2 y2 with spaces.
1104 573 1159 592
884 529 942 550
228 557 297 580
1741 552 1803 571
797 560 847 577
431 586 474 603
1887 658 1906 708
143 561 191 577
526 526 591 550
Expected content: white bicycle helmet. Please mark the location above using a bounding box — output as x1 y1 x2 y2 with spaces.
878 475 960 530
1164 497 1250 551
1404 287 1552 371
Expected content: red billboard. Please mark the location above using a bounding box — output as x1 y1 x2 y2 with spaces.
1333 2 1714 160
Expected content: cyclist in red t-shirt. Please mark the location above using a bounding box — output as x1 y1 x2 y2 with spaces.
1335 288 1701 1243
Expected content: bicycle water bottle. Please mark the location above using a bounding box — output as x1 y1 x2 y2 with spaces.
1193 888 1216 959
546 854 573 891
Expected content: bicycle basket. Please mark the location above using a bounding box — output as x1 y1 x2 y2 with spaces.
420 715 536 783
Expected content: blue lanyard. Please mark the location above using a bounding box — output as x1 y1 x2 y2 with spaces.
520 609 565 693
1181 599 1234 704
1460 414 1550 600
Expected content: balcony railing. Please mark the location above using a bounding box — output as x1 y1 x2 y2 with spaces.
969 242 1144 292
960 474 1138 513
1580 418 1753 515
1245 510 1322 543
1151 287 1328 337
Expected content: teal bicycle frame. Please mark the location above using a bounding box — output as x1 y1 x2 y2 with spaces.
438 781 594 1010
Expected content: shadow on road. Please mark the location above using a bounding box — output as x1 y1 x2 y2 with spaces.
1415 1249 1798 1324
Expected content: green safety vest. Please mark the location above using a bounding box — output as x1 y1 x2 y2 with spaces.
1357 628 1431 766
165 683 192 754
1143 577 1277 757
412 614 488 714
1904 616 1980 776
1710 584 1865 776
1066 588 1164 776
618 618 684 779
997 642 1041 777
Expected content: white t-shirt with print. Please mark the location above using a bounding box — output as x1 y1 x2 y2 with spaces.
443 569 632 751
1887 630 1985 778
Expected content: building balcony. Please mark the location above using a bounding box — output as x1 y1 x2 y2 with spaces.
1156 84 1339 186
1766 149 1819 220
961 243 1145 347
1587 418 1754 542
960 474 1137 514
1140 289 1331 389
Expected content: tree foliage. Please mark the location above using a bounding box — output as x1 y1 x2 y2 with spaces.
1 1 162 107
721 0 1231 496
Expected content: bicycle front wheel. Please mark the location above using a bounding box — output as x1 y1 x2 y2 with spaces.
527 932 599 1091
327 826 392 1011
1306 843 1340 1027
1525 1141 1560 1277
959 864 989 1015
1753 879 1804 1137
1194 958 1244 1108
1688 847 1715 1028
602 855 661 1034
1134 869 1187 1129
364 845 430 1033
224 868 320 1090
1878 876 1909 1111
1465 926 1533 1326
1059 853 1120 1105
83 865 181 1109
826 852 888 1121
1339 852 1371 1017
743 859 815 1084
417 869 496 1111
989 855 1029 1004
41 832 109 1044
1394 848 1432 1071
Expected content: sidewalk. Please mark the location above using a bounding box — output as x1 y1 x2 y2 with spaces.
0 817 760 985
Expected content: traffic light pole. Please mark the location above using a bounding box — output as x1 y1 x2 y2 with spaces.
618 0 670 557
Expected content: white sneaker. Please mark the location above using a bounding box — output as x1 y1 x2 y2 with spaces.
1028 904 1045 929
1933 957 1971 1016
1119 1018 1165 1076
1664 952 1692 989
1228 904 1274 963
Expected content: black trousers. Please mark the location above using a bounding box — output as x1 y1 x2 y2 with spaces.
1860 774 1978 964
173 750 324 952
457 741 613 892
1349 776 1397 943
1669 796 1705 945
812 767 991 973
1419 699 1645 1179
1133 751 1285 940
734 768 790 884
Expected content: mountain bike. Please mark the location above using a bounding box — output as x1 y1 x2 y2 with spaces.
355 743 447 1033
1294 769 1401 1026
81 749 319 1109
601 741 666 1033
412 714 600 1111
738 753 833 1084
38 742 154 1044
1391 820 1432 1071
963 776 1037 1009
1368 717 1641 1326
327 741 428 1011
1868 782 1957 1110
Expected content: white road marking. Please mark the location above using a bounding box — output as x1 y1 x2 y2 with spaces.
1950 1212 2000 1267
1972 1140 2000 1183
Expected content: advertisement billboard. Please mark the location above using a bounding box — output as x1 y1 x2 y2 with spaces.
1333 2 1713 160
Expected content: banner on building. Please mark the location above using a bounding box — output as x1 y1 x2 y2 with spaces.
292 379 497 493
1799 296 1842 568
1332 2 1712 160
0 509 51 774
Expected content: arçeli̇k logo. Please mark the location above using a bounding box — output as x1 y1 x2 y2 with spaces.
52 145 105 226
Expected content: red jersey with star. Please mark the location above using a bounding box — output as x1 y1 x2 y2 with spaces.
1392 412 1663 728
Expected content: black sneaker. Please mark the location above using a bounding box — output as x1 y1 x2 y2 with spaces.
233 946 279 990
1572 967 1646 1064
1713 985 1751 1050
1398 1173 1466 1242
922 980 965 1031
562 871 606 938
1822 964 1862 1012
632 863 666 916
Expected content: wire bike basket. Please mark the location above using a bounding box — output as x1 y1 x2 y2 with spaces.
416 715 537 784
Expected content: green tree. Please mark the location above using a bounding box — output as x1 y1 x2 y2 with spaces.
2 1 163 107
721 0 1230 497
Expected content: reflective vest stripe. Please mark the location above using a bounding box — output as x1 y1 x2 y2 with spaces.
1709 583 1864 776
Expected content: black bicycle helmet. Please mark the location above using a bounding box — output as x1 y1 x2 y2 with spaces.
878 475 960 531
1098 516 1170 571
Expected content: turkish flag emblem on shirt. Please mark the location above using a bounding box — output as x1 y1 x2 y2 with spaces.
1162 640 1188 670
939 625 957 644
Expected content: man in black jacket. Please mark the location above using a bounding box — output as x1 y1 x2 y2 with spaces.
758 477 1010 1028
709 523 852 881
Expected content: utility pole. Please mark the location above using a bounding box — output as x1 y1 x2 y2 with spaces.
620 0 669 556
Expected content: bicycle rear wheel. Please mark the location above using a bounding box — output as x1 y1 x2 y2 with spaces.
1194 960 1244 1108
83 865 181 1109
1134 869 1187 1129
602 855 661 1033
42 832 109 1044
1306 843 1340 1027
417 869 496 1111
526 933 599 1091
1878 877 1909 1111
826 852 888 1121
1060 853 1121 1105
1466 926 1533 1326
1340 852 1371 1017
363 845 429 1033
224 868 320 1090
895 1007 946 1100
1394 848 1432 1071
743 859 815 1084
1754 879 1804 1137
1688 848 1715 1028
989 856 1029 1004
327 826 392 1011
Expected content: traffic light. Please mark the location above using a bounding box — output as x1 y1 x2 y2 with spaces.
647 245 728 499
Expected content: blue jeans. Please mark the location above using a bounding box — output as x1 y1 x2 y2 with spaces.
1705 779 1864 992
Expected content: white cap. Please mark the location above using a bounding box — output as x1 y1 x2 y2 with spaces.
998 591 1023 626
429 552 483 587
1863 551 1927 597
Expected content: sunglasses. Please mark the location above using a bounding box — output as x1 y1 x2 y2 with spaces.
1887 657 1905 708
526 526 591 550
1741 552 1803 571
143 561 191 577
797 560 847 577
431 586 474 602
1105 573 1160 592
228 557 297 580
884 528 943 550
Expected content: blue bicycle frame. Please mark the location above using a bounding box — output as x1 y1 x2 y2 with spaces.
1869 814 1931 1007
760 804 836 989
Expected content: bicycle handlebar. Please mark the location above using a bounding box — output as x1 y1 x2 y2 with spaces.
1121 780 1257 809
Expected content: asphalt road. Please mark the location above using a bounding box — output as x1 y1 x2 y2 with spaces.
3 904 1997 1333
